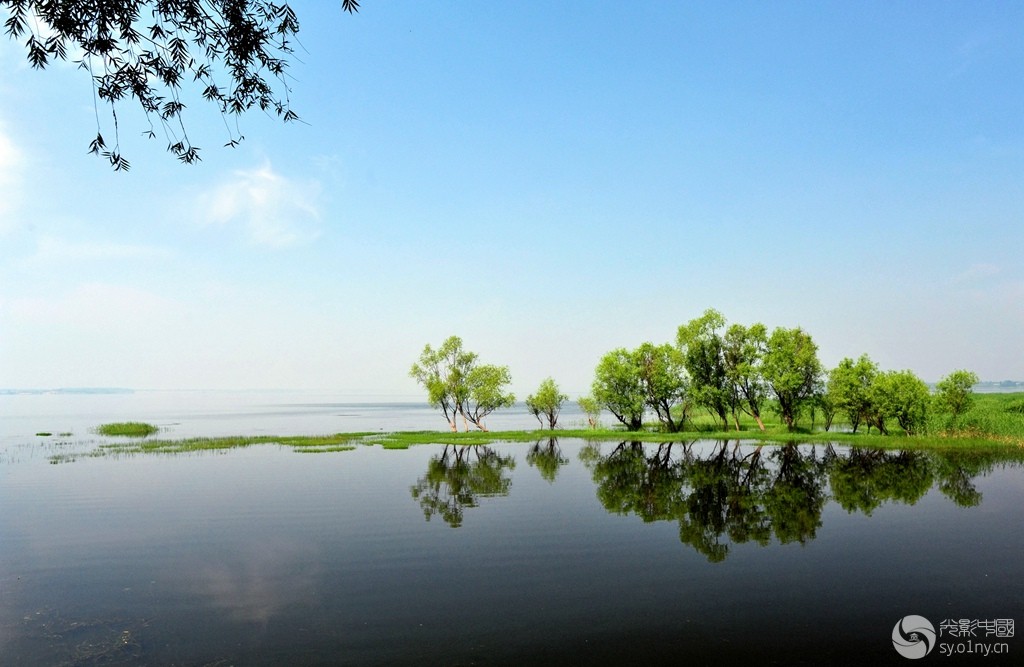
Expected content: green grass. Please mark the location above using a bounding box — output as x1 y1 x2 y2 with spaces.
293 445 357 454
96 432 375 456
50 394 1023 464
73 424 1022 463
97 422 159 437
937 392 1024 442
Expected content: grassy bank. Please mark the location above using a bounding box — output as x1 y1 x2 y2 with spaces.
361 426 1021 454
60 392 1021 461
85 423 1021 460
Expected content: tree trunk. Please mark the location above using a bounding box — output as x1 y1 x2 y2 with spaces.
754 414 765 431
732 412 741 432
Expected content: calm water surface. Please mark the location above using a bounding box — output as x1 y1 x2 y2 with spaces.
0 393 1021 665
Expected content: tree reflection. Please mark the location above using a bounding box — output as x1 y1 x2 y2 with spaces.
827 447 933 515
931 450 994 508
582 441 1001 562
763 445 828 544
676 443 771 561
410 440 1009 547
410 445 515 527
591 442 684 520
526 438 569 483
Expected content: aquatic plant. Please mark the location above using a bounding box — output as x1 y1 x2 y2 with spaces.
97 422 159 437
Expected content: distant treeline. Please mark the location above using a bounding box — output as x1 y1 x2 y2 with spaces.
410 309 994 436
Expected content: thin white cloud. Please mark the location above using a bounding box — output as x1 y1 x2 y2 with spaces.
951 263 1001 285
198 162 323 248
18 236 173 267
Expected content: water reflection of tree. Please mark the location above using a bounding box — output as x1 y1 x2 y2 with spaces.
526 438 569 483
676 442 771 562
763 445 828 544
931 450 994 508
827 447 934 515
582 441 1003 562
410 445 516 527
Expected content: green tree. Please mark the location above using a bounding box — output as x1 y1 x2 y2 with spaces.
722 322 768 431
410 336 512 432
636 342 691 432
827 355 878 433
2 0 360 168
761 326 823 430
935 369 979 422
526 377 568 430
577 395 603 429
462 364 515 431
870 369 930 436
814 391 837 432
676 309 732 429
592 348 646 430
409 335 475 432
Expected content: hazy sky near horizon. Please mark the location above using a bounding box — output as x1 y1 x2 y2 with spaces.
1 1 1022 397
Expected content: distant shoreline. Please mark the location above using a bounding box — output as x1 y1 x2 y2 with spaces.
0 388 135 396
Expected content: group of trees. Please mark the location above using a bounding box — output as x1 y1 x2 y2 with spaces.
410 336 568 432
412 317 979 437
409 336 515 432
825 360 977 436
586 309 826 433
585 309 978 436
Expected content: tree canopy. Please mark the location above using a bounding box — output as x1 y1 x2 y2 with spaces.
676 309 731 429
2 0 360 169
761 326 823 430
409 335 514 432
591 348 647 431
525 377 568 430
869 369 931 436
827 355 878 433
935 369 979 422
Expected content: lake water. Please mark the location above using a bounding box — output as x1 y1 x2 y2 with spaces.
0 390 560 442
0 392 1021 665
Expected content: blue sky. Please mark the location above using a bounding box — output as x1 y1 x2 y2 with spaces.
1 1 1022 396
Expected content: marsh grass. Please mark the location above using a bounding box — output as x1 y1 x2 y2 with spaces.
294 445 357 454
956 393 1024 439
96 432 374 457
80 419 1024 459
49 395 1024 464
97 422 159 437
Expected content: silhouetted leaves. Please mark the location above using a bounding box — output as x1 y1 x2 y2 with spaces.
2 0 360 167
